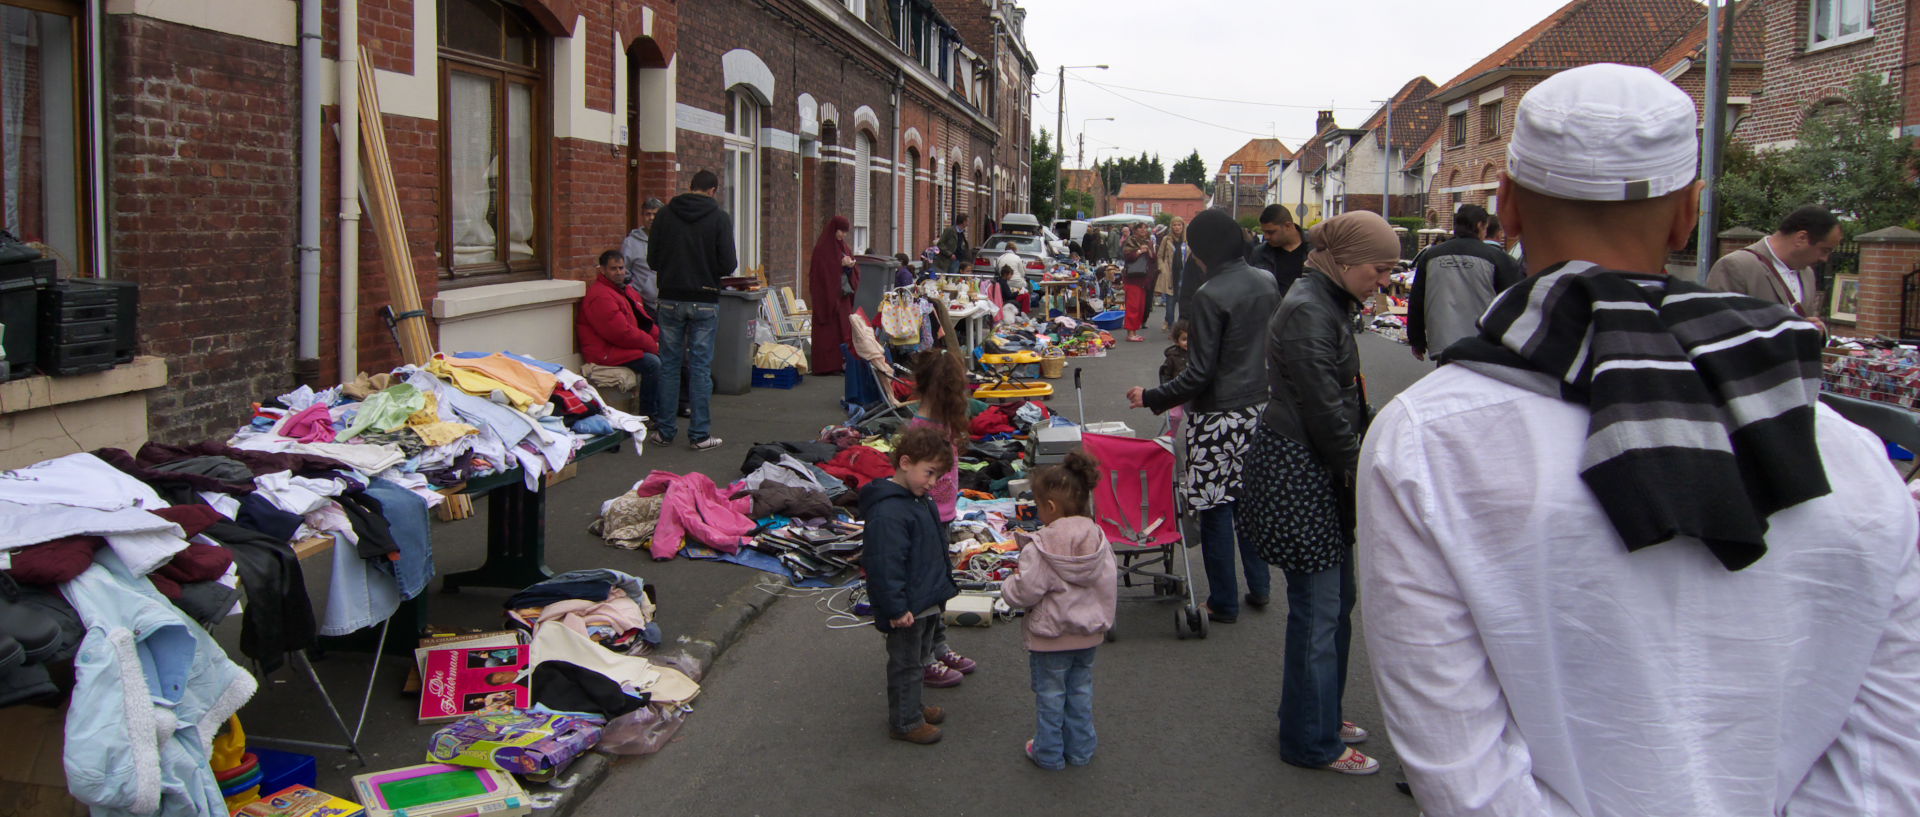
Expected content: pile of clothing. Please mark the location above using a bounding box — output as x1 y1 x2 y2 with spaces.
231 351 647 493
0 441 439 816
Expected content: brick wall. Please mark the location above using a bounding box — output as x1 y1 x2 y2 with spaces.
1853 229 1920 335
108 15 300 444
1432 76 1540 234
1737 0 1907 147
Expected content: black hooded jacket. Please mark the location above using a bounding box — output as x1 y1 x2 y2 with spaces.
647 192 738 303
858 478 958 631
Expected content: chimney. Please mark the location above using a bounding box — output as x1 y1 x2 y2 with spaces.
1316 110 1336 133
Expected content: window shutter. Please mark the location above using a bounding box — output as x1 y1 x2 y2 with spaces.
853 132 873 249
903 159 916 251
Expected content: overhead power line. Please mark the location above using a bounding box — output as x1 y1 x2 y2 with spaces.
1073 78 1318 141
1067 74 1379 112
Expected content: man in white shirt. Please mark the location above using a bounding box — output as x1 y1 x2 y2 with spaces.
1706 204 1841 333
1357 63 1920 817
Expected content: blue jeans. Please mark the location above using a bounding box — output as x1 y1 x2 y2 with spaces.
1198 502 1270 617
1030 647 1097 769
1278 553 1356 767
621 353 662 421
654 300 717 442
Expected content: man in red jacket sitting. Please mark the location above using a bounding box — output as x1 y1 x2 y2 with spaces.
578 249 662 420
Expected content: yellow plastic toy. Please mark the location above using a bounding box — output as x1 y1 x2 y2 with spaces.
974 350 1053 400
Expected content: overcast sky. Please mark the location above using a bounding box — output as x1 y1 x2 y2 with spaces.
1024 0 1585 175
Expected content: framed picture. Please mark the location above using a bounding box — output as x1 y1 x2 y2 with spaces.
1831 273 1860 323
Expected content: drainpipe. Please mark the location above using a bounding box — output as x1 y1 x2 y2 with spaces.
87 0 104 276
338 0 360 381
296 0 321 383
891 72 903 254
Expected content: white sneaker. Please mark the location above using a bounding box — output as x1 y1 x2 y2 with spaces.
690 436 723 451
1340 721 1369 744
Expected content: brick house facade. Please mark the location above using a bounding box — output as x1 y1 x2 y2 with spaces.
1112 183 1207 222
1736 0 1910 148
5 0 1027 445
1427 0 1763 235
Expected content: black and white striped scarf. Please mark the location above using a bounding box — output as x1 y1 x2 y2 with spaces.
1444 261 1828 571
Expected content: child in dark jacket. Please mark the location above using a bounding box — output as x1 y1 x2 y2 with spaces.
859 425 961 745
1158 320 1191 385
1001 451 1117 769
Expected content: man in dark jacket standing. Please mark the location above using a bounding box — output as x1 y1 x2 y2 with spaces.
646 170 737 451
1248 204 1311 294
937 213 971 275
1406 204 1523 363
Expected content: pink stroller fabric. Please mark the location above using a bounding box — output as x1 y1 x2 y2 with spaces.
1080 432 1182 549
634 470 756 560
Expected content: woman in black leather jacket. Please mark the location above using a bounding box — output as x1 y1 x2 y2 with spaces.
1126 208 1280 625
1239 210 1398 776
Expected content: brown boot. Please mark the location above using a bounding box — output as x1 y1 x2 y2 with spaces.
922 706 945 725
889 723 942 744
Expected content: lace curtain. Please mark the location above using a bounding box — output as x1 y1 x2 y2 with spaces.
448 72 497 266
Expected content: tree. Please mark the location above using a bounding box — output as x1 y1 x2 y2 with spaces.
1169 150 1209 194
1719 72 1920 233
1092 152 1167 194
1030 128 1060 222
1060 188 1095 219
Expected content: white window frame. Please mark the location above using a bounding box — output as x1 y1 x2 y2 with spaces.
844 0 867 19
723 89 761 273
1151 202 1163 215
1809 0 1873 49
852 130 873 253
1124 203 1135 215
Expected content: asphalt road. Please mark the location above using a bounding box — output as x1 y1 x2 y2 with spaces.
584 326 1436 817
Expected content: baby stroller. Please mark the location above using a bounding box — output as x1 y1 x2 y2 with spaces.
1075 376 1207 639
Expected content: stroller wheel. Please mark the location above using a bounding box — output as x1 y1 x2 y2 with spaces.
1185 605 1208 640
1173 607 1189 640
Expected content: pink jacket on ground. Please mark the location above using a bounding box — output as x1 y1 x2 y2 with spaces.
634 470 756 560
1000 516 1117 651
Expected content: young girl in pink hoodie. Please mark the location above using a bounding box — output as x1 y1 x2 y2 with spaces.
1000 451 1118 770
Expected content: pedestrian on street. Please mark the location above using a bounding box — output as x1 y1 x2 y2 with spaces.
620 197 665 315
1248 204 1311 295
1239 210 1398 776
1000 451 1117 770
1119 223 1158 341
1705 204 1841 334
1156 216 1192 333
577 249 662 422
1085 226 1106 265
807 215 858 375
646 169 734 451
859 426 961 745
1358 63 1920 815
1405 204 1524 364
1126 208 1277 625
1105 224 1123 267
938 213 972 276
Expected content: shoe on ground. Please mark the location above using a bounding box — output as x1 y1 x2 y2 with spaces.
1024 739 1063 770
938 650 977 674
1245 593 1270 611
1204 606 1237 624
1323 748 1380 775
1126 334 1145 342
923 705 945 725
923 660 963 688
890 723 942 744
647 431 673 446
1340 721 1369 744
689 436 724 451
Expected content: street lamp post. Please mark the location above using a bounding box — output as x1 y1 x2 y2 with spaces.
1053 64 1107 221
1077 116 1114 168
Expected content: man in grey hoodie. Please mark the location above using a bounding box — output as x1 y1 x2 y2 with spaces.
620 197 665 313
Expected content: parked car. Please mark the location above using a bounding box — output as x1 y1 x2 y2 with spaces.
972 233 1050 277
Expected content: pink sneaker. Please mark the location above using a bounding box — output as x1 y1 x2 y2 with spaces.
1323 748 1380 775
938 650 977 674
922 660 963 688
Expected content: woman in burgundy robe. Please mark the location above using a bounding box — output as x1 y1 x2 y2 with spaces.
808 215 858 374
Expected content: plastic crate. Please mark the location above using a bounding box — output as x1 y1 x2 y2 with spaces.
1090 309 1125 330
752 366 803 389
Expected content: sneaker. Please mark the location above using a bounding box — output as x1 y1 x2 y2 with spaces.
1323 748 1380 775
1340 721 1369 744
938 650 977 674
922 660 963 688
890 723 942 744
1204 605 1238 624
689 436 724 451
922 705 945 725
647 431 672 446
1245 593 1271 611
1024 739 1062 770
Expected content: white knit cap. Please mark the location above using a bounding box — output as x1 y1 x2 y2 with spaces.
1505 63 1699 201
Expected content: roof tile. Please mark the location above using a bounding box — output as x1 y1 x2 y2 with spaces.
1114 183 1208 200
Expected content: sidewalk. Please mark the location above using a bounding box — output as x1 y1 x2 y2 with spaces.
229 368 865 811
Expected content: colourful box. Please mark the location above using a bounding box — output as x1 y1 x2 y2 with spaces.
233 785 363 817
427 710 602 775
349 764 527 817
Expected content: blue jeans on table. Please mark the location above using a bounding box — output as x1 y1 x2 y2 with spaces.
1278 553 1356 767
1198 502 1270 618
620 353 662 421
1030 647 1098 769
654 300 716 443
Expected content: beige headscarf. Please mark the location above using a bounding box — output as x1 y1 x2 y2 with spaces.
1306 211 1401 279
